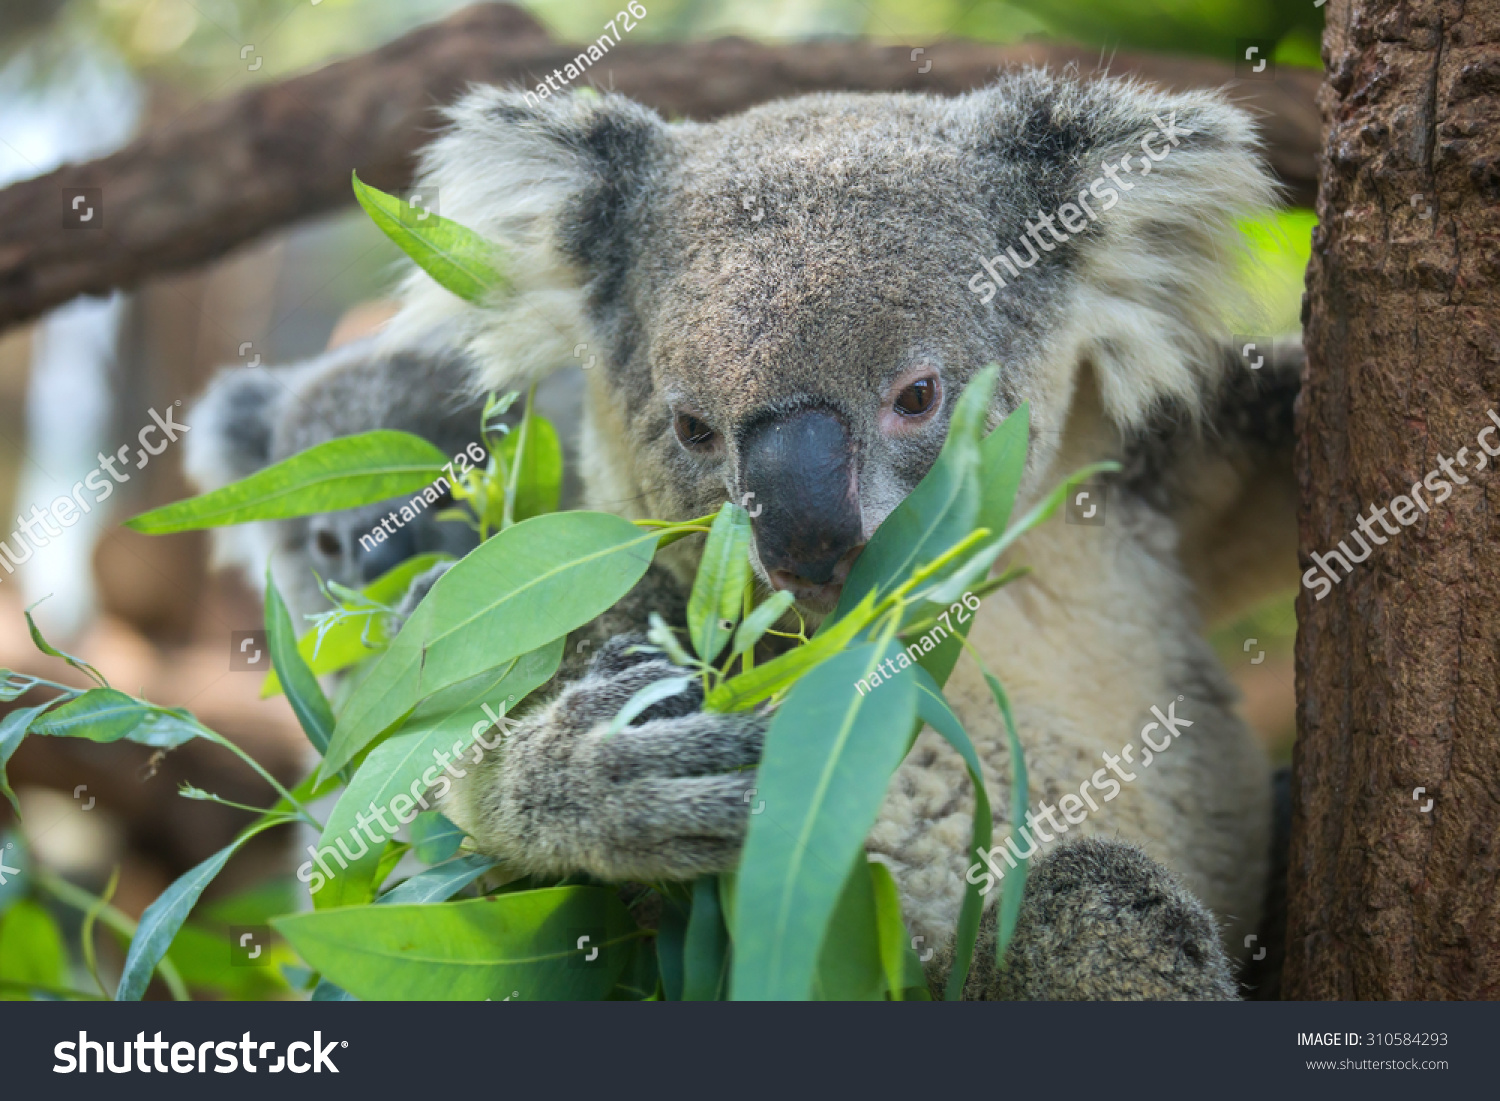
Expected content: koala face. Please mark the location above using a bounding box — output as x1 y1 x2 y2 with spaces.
185 338 486 621
393 73 1272 610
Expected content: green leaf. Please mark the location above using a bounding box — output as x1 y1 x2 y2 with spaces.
124 429 447 534
352 172 509 304
809 857 886 1001
603 675 694 739
312 642 561 908
921 460 1120 609
0 700 61 814
729 590 796 660
687 503 752 663
378 854 497 905
705 589 878 712
831 365 998 620
322 511 657 777
912 668 993 1001
31 689 205 748
869 860 910 1001
24 611 106 687
982 669 1030 968
730 641 917 1000
912 404 1027 685
117 816 293 1000
0 899 67 996
264 575 335 757
261 553 452 695
273 887 641 1000
978 401 1029 539
0 671 43 703
656 892 689 1001
646 613 694 667
610 939 661 1000
409 811 464 865
682 876 730 1001
498 413 563 523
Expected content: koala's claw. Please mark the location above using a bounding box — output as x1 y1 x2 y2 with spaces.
461 636 769 882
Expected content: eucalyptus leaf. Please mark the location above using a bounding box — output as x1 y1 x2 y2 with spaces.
603 675 694 739
869 860 911 1001
323 511 658 777
681 875 730 1001
705 589 877 713
31 690 205 748
24 611 105 687
0 701 61 814
983 669 1030 967
125 430 448 534
730 590 796 659
116 817 293 1000
353 172 509 304
274 887 641 1001
687 503 752 663
264 575 335 757
312 641 561 908
498 413 563 523
730 641 916 1000
409 811 465 865
378 854 498 906
656 892 689 1002
809 856 886 1001
912 668 993 1000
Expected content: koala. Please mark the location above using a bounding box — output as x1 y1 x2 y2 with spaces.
371 71 1300 999
184 337 487 624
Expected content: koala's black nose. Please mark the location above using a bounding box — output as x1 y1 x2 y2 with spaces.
355 520 415 582
739 407 864 594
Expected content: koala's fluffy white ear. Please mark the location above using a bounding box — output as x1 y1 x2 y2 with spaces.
382 90 668 394
183 363 304 585
183 366 289 492
965 73 1278 432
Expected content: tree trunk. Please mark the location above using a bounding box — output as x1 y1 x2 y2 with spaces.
1287 0 1500 999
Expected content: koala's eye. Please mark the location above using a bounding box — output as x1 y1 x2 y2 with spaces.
893 376 939 417
432 483 453 509
673 412 718 452
314 530 343 558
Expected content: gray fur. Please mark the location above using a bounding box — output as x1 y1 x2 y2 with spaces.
961 837 1237 1001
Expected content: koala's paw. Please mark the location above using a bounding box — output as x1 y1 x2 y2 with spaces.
460 634 769 882
395 560 454 619
986 836 1237 1001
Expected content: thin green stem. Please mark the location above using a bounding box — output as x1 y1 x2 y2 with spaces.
200 728 317 826
81 865 120 998
38 868 189 1001
502 382 538 530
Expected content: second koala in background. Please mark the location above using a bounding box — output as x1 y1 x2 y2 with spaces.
183 337 488 624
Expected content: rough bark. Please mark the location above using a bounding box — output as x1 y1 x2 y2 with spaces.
1287 0 1500 999
0 1 1322 333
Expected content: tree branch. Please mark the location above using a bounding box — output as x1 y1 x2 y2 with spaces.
0 2 1320 332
